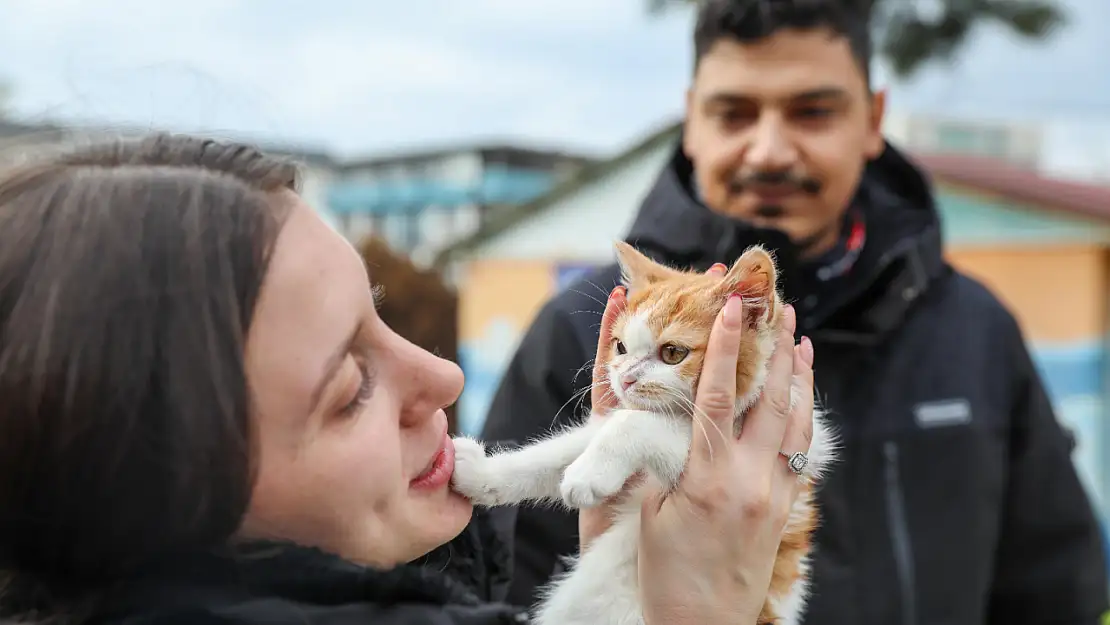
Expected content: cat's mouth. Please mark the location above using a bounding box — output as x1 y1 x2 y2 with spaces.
618 392 690 415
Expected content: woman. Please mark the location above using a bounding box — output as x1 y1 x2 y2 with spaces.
0 134 815 624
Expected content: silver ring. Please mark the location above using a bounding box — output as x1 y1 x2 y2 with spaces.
781 450 808 475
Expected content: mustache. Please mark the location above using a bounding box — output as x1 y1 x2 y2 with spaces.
729 170 822 195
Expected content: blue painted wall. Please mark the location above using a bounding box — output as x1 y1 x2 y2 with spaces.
1028 341 1106 520
936 185 1110 247
326 167 558 216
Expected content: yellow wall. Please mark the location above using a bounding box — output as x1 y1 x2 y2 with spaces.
458 260 556 342
946 244 1108 343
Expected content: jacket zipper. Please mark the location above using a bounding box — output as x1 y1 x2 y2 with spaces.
883 441 918 625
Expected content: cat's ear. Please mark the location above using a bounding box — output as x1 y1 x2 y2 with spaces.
715 245 778 322
614 241 681 289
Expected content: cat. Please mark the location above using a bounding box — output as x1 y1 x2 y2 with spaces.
450 241 837 625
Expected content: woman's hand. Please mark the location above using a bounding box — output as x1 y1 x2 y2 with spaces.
578 283 631 551
579 263 731 550
639 299 815 625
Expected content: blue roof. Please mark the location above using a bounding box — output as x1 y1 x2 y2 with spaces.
326 168 557 215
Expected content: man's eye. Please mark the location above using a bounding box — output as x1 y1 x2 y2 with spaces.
796 107 833 119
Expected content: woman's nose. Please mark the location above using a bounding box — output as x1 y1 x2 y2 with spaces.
399 342 464 426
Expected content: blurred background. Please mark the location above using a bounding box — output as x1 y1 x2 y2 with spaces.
1 0 1108 566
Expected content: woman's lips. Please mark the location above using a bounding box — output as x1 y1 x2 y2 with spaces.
410 433 454 491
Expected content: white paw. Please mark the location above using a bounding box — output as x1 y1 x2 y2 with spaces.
449 437 501 506
559 456 630 509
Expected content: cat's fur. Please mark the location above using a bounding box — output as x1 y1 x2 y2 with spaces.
450 242 837 625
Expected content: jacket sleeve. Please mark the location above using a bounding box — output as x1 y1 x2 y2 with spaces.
479 299 594 607
986 322 1109 625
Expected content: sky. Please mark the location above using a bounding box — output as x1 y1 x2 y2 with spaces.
0 0 1106 160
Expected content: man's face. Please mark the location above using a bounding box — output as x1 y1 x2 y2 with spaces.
683 27 885 258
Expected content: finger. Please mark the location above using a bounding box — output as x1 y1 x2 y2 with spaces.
736 305 798 463
689 294 745 462
591 286 628 415
774 338 816 495
706 262 727 276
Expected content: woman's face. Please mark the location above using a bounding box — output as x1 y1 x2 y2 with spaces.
239 192 471 567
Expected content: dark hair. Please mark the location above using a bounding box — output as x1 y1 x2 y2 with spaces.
0 133 298 618
693 0 873 84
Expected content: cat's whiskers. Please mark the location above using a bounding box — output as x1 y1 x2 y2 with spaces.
572 358 596 387
551 383 598 429
582 279 617 300
569 288 608 310
658 387 720 461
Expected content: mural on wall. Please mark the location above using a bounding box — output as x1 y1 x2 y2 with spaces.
455 261 606 436
455 260 559 436
457 317 524 436
555 264 600 291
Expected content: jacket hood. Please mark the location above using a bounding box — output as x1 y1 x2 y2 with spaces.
623 137 947 342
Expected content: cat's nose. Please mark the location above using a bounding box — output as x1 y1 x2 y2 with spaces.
620 373 637 391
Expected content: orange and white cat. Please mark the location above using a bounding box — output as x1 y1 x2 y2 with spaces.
450 242 837 625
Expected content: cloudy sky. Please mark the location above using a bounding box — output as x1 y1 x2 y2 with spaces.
0 0 1106 160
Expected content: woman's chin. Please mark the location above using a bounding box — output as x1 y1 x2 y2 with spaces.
404 491 474 559
427 489 475 540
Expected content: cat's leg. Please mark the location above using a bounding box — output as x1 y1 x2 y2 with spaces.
534 507 646 625
450 419 600 507
559 409 692 509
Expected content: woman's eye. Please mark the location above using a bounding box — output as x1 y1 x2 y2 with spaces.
659 344 689 365
338 360 374 416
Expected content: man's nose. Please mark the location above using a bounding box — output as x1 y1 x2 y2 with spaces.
746 115 798 171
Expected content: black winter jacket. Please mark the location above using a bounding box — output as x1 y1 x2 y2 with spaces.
480 141 1110 625
0 509 528 625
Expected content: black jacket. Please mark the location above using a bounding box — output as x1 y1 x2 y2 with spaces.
480 141 1110 624
0 509 528 625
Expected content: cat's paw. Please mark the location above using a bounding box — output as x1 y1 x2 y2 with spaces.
559 456 630 509
449 437 502 507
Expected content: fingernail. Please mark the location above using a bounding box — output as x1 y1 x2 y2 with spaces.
709 262 726 274
800 336 814 367
723 294 744 329
609 286 625 300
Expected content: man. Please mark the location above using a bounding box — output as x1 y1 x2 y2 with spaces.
480 0 1110 623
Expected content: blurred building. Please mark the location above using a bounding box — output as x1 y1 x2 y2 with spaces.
0 121 599 261
436 120 1110 536
0 119 345 232
326 145 595 266
883 112 1042 168
885 111 1110 184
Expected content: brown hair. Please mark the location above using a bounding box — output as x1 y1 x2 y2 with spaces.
0 133 298 618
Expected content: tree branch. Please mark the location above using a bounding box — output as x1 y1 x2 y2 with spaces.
646 0 1066 79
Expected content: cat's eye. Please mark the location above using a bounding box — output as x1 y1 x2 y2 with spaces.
614 340 627 355
659 344 689 365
